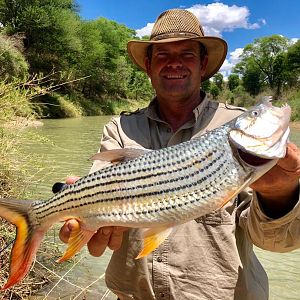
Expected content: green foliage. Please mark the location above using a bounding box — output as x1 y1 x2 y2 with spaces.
242 66 262 96
289 92 300 121
74 18 136 99
0 0 82 75
201 79 211 93
210 82 220 99
227 74 240 92
0 78 41 198
212 73 223 90
100 98 150 115
286 40 300 87
0 33 28 80
234 35 299 97
37 93 83 118
232 86 257 107
128 69 154 101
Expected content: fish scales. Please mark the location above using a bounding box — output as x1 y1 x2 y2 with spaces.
31 124 249 227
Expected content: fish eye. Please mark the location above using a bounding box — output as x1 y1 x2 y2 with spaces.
251 110 259 117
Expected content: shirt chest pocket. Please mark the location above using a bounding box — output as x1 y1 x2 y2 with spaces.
194 206 235 226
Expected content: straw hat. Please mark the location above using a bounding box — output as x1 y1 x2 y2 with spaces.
127 9 227 81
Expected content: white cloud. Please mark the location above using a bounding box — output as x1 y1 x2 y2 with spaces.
135 2 265 38
219 48 244 79
135 22 155 37
291 38 299 44
229 48 244 65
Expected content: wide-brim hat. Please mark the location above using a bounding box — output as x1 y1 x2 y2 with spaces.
127 9 227 81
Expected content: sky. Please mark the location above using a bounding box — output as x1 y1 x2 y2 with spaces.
76 0 299 76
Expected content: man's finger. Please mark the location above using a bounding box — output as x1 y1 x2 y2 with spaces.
66 176 81 184
108 227 128 251
87 227 113 257
59 219 80 243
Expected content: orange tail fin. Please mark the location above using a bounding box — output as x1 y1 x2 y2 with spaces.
0 198 46 290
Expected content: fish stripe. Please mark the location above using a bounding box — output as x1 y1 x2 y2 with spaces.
31 126 249 227
34 149 217 209
34 153 237 223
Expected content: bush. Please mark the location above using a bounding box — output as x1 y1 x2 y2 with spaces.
37 93 83 118
0 34 28 80
99 97 150 115
0 79 41 197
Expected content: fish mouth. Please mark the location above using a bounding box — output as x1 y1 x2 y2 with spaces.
237 149 272 166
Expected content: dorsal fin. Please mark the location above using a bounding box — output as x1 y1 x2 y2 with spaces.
90 148 150 164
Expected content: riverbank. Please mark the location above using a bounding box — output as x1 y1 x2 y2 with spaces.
37 93 151 118
290 121 300 129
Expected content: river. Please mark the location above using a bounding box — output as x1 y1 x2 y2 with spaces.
22 116 300 300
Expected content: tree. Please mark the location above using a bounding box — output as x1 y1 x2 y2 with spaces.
210 82 220 99
0 0 82 74
242 67 262 96
75 18 136 98
236 35 290 96
212 73 223 90
201 79 211 93
0 33 28 80
129 69 153 101
227 74 240 91
286 40 300 87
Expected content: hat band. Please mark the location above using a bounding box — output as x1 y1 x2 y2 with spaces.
151 32 202 41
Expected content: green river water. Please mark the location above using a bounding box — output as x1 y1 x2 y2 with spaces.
21 116 300 300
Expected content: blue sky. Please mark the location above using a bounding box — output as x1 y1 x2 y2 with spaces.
76 0 299 75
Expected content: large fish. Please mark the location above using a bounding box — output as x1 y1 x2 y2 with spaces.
0 98 291 289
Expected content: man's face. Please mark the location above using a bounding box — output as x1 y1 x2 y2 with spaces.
145 40 207 101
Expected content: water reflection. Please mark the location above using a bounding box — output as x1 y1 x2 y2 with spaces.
23 118 300 300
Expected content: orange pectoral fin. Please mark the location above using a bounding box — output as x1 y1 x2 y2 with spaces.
57 221 95 262
135 226 173 259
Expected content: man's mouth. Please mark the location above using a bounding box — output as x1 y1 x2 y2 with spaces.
164 74 187 79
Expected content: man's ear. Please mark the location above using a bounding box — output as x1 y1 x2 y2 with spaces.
201 55 208 72
145 57 151 75
200 55 208 79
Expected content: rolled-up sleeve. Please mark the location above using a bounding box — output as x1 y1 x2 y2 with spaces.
89 118 123 174
239 185 300 252
100 118 123 151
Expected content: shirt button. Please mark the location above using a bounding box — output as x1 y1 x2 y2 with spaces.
157 257 162 262
167 128 172 133
159 292 165 298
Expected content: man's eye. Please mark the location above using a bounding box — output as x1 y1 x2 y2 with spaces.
183 53 195 58
156 53 168 58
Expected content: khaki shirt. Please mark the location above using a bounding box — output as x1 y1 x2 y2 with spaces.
91 95 300 300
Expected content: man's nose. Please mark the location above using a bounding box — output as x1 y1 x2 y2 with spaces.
166 55 182 68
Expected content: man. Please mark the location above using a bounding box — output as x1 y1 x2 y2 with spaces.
60 9 300 299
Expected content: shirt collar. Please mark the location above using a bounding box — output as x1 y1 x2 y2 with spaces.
145 92 210 125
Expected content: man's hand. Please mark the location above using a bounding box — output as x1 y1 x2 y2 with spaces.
250 142 300 217
58 176 128 257
59 221 128 256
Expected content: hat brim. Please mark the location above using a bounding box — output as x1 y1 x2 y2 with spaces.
127 36 227 81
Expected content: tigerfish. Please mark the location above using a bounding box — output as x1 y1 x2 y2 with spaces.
0 98 291 289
